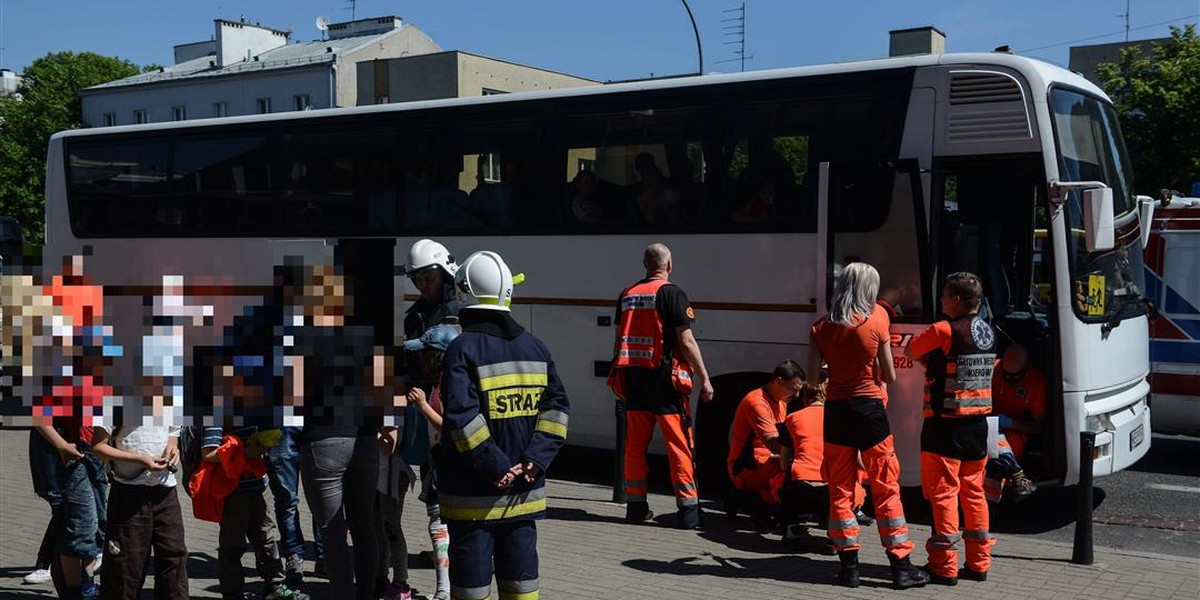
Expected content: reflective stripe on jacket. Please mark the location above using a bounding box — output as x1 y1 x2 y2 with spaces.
607 279 694 399
437 322 570 523
924 314 997 418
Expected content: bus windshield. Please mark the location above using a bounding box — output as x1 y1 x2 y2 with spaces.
1049 87 1146 324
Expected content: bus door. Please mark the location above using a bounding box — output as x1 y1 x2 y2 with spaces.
930 158 1062 482
818 159 932 487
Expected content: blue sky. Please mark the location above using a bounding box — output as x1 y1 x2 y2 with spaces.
2 1 1198 80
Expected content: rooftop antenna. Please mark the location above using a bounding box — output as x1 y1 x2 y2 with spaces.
717 3 752 72
315 14 330 40
345 0 356 21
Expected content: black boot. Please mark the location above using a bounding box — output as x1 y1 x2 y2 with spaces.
836 550 861 588
889 553 930 590
676 505 701 530
625 501 654 524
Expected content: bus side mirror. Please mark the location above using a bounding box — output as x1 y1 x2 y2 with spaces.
1137 196 1156 249
1083 187 1115 252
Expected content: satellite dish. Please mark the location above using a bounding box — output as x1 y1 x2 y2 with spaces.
315 15 331 31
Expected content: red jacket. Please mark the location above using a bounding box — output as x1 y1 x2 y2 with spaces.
189 434 267 522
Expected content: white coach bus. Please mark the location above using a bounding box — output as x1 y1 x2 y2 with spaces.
44 52 1150 491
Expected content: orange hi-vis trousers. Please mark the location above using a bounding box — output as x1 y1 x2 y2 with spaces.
921 452 995 577
825 435 914 558
625 410 699 508
730 460 785 505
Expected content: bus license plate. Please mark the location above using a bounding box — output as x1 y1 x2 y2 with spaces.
1131 424 1145 450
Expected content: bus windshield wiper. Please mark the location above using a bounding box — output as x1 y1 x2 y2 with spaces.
1101 286 1149 336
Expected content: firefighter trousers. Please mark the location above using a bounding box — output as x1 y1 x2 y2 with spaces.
624 410 699 509
921 452 994 577
447 520 538 600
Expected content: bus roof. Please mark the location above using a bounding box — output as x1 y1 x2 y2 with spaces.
53 52 1106 142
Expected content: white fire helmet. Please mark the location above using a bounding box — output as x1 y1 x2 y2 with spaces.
455 251 525 311
404 239 457 276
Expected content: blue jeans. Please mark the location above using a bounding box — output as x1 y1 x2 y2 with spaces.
267 427 324 561
58 449 107 559
30 431 64 569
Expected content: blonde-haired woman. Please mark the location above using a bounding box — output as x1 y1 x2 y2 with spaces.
807 262 928 590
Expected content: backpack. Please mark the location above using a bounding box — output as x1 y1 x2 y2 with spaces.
178 425 203 497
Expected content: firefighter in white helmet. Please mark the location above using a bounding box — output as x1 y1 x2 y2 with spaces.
436 251 568 600
403 239 459 381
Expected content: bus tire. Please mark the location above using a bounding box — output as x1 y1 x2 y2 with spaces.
694 371 771 500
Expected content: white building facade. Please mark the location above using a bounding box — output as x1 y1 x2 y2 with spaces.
81 16 440 127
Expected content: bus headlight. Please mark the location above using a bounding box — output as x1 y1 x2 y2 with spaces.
1086 413 1113 434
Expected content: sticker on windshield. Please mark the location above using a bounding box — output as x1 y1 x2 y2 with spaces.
1085 274 1106 316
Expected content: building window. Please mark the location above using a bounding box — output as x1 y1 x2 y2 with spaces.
294 94 311 111
256 97 272 114
213 102 228 118
102 113 117 127
481 153 502 183
172 106 187 121
134 109 149 124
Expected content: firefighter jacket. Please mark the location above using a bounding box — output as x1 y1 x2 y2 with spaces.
916 314 998 418
607 278 694 400
436 309 570 523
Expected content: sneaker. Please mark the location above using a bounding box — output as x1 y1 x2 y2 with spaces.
263 583 311 600
284 554 304 586
383 581 413 600
960 567 988 582
23 568 52 584
312 560 329 580
80 582 101 600
922 565 958 586
1006 470 1037 501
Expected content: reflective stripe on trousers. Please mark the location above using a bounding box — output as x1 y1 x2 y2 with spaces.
624 410 697 504
921 452 994 577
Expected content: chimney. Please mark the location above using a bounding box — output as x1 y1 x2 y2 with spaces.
889 26 946 57
214 19 289 67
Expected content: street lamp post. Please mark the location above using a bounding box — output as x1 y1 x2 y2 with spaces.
679 0 703 75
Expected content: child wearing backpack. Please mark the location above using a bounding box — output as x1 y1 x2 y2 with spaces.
91 417 188 600
403 325 459 600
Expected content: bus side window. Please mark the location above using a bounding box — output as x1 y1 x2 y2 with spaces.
559 106 708 232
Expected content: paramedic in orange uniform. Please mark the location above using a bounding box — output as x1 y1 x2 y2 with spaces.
777 372 829 533
608 243 713 530
808 262 927 590
907 272 997 585
992 345 1046 460
727 361 805 506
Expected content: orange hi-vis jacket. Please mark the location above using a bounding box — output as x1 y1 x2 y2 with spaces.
607 279 694 399
919 314 997 418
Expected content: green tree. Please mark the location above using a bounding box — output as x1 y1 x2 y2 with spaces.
1097 25 1200 193
0 51 140 245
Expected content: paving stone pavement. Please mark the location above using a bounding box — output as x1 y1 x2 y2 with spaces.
2 428 1197 600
